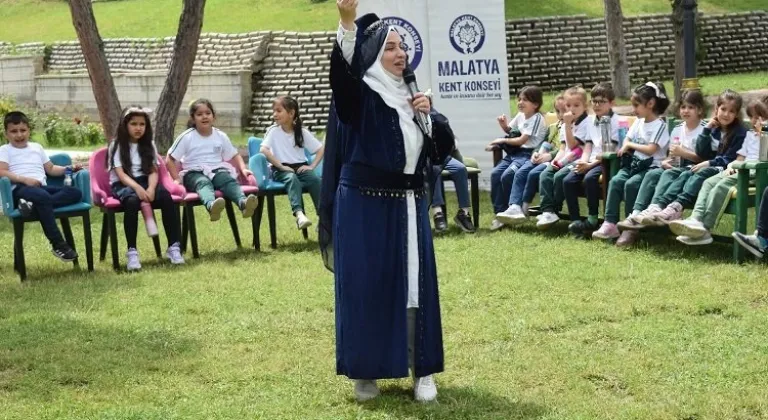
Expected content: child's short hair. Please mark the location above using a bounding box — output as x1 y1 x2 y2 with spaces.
591 82 615 102
3 111 30 130
678 89 707 117
564 86 588 105
518 86 543 112
746 99 768 120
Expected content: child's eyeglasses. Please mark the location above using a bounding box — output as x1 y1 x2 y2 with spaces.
591 99 609 106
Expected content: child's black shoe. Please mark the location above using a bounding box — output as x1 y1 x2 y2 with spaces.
17 199 33 218
51 242 78 262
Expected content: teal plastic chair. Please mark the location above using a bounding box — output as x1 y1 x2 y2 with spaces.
0 153 93 281
247 137 321 249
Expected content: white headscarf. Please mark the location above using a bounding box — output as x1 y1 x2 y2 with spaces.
362 27 423 175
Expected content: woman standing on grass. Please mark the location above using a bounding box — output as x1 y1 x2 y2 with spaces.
318 0 450 404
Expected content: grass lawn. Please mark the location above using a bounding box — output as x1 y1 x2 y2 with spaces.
0 0 765 43
1 192 768 419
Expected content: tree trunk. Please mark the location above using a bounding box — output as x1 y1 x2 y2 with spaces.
67 0 122 141
671 0 685 114
153 0 207 151
603 0 631 99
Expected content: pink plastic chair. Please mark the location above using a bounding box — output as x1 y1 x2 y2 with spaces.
89 147 185 270
171 158 262 258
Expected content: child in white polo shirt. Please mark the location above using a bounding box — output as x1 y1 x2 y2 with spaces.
167 99 258 222
261 96 324 229
0 111 82 261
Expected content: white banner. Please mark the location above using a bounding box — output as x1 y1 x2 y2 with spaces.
427 0 509 187
358 0 509 187
358 0 432 89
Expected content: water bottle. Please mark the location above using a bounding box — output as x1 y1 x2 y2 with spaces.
759 123 768 162
669 135 682 167
599 116 615 153
141 202 159 237
63 167 73 187
618 119 630 148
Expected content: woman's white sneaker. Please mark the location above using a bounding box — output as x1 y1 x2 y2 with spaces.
414 375 437 402
354 379 379 402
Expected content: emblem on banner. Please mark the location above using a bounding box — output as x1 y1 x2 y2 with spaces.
381 16 424 70
449 14 486 54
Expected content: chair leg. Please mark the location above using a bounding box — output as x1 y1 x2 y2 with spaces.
82 212 94 273
303 228 309 240
152 236 162 259
470 174 480 227
13 219 26 281
441 178 447 216
253 195 264 251
60 217 78 268
181 206 188 254
267 194 278 249
187 204 200 258
108 212 120 271
99 212 109 261
225 200 242 248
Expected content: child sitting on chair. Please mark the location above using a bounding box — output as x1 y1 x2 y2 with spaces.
0 111 82 262
260 96 324 230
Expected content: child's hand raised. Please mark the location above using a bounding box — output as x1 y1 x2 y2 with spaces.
707 115 720 129
562 112 575 125
497 114 509 132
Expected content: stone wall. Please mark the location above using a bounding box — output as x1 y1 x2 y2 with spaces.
0 56 44 104
506 11 768 92
47 32 270 73
35 71 252 133
250 31 335 133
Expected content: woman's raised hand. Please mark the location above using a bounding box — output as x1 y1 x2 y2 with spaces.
337 0 358 29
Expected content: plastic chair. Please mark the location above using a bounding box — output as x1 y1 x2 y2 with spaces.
247 136 320 249
173 158 262 257
89 147 185 270
0 153 93 281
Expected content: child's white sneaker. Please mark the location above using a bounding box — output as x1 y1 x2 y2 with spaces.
634 204 661 225
536 212 559 229
239 195 258 218
414 375 437 402
669 217 707 239
496 205 524 225
296 212 313 230
126 248 141 271
207 197 226 222
617 215 644 231
676 233 713 246
354 379 379 402
166 242 185 265
490 218 505 231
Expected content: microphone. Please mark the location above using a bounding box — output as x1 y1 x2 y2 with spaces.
402 66 430 136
